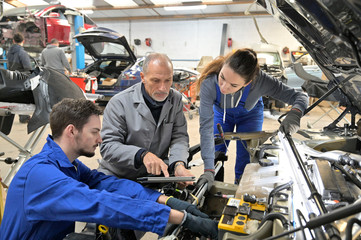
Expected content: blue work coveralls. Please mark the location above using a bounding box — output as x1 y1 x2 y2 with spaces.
0 135 170 240
213 84 264 180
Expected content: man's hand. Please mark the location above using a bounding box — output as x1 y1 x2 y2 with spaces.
195 171 214 191
143 152 169 177
279 108 302 135
182 212 218 239
166 196 208 218
174 162 194 187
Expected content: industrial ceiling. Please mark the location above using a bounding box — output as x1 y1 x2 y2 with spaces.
3 0 269 22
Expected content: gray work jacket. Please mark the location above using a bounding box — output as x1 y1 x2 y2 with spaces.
99 83 189 180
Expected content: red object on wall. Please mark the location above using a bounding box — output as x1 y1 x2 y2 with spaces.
283 46 290 54
227 38 232 47
145 38 152 47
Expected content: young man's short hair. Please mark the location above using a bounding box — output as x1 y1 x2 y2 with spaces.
50 98 103 139
13 33 24 44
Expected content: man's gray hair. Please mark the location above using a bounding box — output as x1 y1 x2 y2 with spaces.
142 53 173 74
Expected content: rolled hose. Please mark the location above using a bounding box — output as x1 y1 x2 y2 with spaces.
259 212 290 230
268 180 293 207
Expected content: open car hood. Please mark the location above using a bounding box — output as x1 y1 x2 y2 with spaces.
74 27 137 62
257 0 361 115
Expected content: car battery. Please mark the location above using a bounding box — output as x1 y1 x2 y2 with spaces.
218 195 267 238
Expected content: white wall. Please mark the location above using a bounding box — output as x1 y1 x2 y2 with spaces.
98 16 301 69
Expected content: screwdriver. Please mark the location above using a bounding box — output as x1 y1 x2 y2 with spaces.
217 123 229 153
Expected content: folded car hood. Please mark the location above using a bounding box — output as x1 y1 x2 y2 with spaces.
74 27 137 62
0 67 85 133
257 0 361 114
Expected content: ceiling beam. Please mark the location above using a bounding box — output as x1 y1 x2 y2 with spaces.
4 0 27 7
79 1 256 11
91 11 270 21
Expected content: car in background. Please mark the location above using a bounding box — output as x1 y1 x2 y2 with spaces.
0 5 96 53
76 28 200 104
74 27 137 104
284 51 323 91
253 43 288 109
118 56 144 91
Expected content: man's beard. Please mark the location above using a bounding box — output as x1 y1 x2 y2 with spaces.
77 148 95 158
152 92 168 102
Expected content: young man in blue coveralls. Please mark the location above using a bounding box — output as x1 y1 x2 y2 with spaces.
0 98 218 240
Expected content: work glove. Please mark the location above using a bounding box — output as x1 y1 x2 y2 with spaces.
182 211 218 239
279 109 302 135
166 197 208 218
195 171 214 191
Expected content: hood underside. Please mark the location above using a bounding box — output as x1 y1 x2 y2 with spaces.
74 27 136 62
257 0 361 115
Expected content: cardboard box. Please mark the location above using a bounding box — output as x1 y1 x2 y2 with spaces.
101 78 117 86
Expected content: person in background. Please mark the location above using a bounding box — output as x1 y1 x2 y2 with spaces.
7 32 32 123
99 53 195 186
195 48 309 184
0 98 218 240
7 32 31 73
41 38 71 74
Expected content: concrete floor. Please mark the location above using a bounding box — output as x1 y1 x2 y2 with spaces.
0 102 352 239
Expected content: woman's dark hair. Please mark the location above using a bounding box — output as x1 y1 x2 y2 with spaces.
196 48 260 93
50 98 103 139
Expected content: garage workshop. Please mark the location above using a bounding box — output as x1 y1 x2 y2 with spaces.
0 0 361 239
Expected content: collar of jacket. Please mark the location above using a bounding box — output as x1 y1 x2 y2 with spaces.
46 135 79 169
46 44 57 49
133 83 174 126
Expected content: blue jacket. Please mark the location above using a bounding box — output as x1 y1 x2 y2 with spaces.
0 135 170 240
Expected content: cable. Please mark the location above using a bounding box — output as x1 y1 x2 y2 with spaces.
259 212 289 229
345 218 361 240
296 209 310 240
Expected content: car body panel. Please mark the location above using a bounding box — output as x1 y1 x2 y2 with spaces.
119 56 144 91
257 0 361 113
285 65 323 91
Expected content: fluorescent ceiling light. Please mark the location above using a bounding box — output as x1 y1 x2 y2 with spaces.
79 10 94 15
59 0 94 8
19 0 48 5
164 5 207 11
152 0 182 4
202 0 232 2
104 0 138 7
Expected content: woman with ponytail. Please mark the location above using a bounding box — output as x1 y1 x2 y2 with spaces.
195 48 308 184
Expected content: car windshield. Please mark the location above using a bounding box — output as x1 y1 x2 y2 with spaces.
257 52 281 66
91 42 129 57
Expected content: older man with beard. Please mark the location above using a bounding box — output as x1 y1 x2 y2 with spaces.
98 53 194 184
